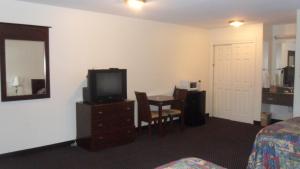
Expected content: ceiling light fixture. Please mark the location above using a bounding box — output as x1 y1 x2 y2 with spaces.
125 0 145 10
229 20 245 28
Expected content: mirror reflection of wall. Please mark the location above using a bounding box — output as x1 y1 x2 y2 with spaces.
5 40 46 96
263 23 296 88
274 40 295 86
288 51 295 67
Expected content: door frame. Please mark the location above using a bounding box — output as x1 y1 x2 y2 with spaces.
208 40 259 123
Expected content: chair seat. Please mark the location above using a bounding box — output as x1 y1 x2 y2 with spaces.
163 109 182 116
151 111 169 119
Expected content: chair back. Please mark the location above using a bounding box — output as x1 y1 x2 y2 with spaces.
135 91 151 120
172 87 188 110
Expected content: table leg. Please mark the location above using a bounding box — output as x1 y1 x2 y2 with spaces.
158 105 163 136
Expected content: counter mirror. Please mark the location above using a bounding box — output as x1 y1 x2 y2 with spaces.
272 39 295 88
0 23 50 101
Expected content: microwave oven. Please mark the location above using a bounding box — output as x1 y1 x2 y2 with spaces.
179 80 200 91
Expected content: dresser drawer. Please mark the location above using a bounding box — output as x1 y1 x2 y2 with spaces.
91 128 136 149
116 101 134 116
93 127 135 139
92 110 133 123
92 105 115 118
91 116 134 132
92 102 133 119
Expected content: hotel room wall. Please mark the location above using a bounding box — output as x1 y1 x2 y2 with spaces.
0 0 210 154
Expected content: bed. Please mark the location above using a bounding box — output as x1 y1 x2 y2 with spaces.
247 117 300 169
155 157 226 169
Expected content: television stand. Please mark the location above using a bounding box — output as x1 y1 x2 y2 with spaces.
76 100 136 151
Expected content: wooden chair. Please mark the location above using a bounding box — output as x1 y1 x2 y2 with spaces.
135 91 169 136
163 87 188 129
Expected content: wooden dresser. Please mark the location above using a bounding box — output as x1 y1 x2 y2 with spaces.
76 100 136 151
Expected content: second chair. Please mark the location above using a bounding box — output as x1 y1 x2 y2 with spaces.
163 87 188 129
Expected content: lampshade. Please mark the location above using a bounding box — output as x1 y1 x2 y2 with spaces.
12 76 20 87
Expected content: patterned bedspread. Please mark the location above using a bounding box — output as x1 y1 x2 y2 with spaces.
155 157 226 169
247 117 300 169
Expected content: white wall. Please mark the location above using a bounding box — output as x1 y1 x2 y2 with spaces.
294 10 300 116
273 24 297 37
0 0 210 154
208 24 264 122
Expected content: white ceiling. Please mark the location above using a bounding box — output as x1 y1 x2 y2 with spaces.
19 0 300 28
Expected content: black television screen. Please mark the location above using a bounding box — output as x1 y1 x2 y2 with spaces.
87 69 127 103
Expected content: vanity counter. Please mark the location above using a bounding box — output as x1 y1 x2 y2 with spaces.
262 91 294 107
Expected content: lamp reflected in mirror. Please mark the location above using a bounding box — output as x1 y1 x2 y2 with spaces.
11 76 20 95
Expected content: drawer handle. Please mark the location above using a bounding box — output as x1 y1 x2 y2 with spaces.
267 97 274 101
98 112 103 115
98 136 104 140
98 123 103 127
126 107 131 110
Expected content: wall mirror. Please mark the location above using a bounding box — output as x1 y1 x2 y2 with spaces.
0 23 50 101
274 39 296 70
272 39 296 87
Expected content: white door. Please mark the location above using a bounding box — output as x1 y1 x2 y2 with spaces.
213 43 255 123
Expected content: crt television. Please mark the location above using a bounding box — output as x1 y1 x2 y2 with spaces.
83 69 127 103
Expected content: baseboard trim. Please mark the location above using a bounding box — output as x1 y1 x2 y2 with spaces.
253 120 261 126
0 140 75 158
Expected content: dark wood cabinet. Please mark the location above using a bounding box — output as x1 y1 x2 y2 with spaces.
76 100 136 151
184 91 206 126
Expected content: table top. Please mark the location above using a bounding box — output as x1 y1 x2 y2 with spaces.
147 95 176 106
148 95 175 102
